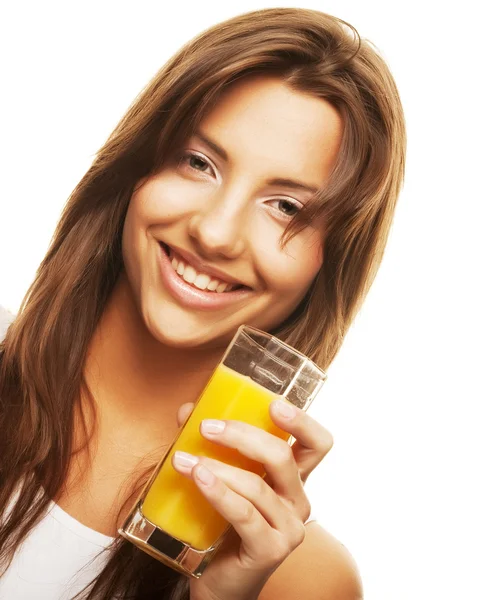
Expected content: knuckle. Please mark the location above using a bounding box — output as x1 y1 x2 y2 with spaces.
302 498 312 522
217 481 230 504
283 509 307 547
321 431 334 453
294 522 306 546
272 444 293 468
237 501 255 525
268 537 292 563
254 473 268 497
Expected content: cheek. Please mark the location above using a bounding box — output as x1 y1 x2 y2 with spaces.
122 174 198 278
130 171 198 226
260 232 323 295
136 177 182 222
122 180 163 280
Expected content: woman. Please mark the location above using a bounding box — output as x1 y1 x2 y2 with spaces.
0 7 405 600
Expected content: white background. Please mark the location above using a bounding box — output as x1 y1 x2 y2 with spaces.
1 2 496 599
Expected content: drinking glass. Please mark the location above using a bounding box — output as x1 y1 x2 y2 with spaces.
118 325 326 578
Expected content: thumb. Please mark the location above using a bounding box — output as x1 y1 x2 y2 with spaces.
176 402 195 428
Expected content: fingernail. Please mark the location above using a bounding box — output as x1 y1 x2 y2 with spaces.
274 399 296 419
173 451 199 469
196 464 216 486
201 419 226 435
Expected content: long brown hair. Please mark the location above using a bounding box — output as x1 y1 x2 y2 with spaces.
0 7 406 599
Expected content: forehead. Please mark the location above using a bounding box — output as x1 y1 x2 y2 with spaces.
196 75 343 190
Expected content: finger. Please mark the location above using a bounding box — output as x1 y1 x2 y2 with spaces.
199 416 305 504
192 464 275 560
176 402 195 428
269 399 334 455
269 399 334 478
172 452 306 532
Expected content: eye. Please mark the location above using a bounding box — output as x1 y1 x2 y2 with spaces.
266 198 303 220
177 151 214 176
176 153 302 220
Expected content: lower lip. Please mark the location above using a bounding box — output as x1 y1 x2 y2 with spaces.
157 242 254 311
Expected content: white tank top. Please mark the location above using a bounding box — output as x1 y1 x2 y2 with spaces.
0 492 316 600
0 493 115 600
0 309 317 598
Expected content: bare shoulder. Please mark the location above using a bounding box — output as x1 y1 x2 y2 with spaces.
259 522 364 600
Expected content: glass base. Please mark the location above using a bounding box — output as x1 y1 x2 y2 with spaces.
118 502 224 579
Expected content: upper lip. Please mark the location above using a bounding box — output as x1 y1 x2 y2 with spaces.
161 242 250 288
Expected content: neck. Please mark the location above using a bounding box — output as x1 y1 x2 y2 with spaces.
81 272 223 455
56 272 226 535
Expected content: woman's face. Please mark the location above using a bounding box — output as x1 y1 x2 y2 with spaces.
122 75 343 349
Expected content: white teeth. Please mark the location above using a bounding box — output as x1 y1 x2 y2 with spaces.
207 278 220 291
216 282 228 293
168 248 242 293
183 265 196 284
193 274 211 290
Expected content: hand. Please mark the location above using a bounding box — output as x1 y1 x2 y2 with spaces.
173 399 334 600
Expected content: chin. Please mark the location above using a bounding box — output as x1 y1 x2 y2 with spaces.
140 286 297 351
144 304 237 350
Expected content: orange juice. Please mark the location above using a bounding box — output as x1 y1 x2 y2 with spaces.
141 363 290 551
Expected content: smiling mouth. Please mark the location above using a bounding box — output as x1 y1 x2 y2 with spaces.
160 242 249 294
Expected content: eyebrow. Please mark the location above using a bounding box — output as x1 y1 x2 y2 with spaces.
192 129 320 195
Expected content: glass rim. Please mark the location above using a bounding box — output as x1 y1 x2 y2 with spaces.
237 324 327 381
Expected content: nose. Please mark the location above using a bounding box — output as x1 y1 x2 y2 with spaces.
187 189 247 260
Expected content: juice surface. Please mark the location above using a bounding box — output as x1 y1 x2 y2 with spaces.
141 363 290 551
